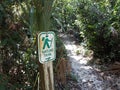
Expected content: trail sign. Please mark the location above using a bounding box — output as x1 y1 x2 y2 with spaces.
38 31 56 63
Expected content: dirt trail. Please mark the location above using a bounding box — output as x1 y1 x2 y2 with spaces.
59 33 120 90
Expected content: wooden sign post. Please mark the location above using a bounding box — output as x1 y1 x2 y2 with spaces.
38 31 56 90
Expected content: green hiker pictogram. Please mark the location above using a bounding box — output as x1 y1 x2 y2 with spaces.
38 31 56 63
42 35 52 49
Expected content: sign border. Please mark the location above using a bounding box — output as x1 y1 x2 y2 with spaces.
38 31 56 63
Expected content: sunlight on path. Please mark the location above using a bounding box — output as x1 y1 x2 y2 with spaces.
60 34 114 90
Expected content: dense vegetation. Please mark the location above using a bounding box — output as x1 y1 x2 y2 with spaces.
52 0 120 63
77 0 120 63
0 0 120 89
0 0 67 89
0 1 39 89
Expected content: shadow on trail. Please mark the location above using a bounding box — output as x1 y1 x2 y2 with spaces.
59 33 120 90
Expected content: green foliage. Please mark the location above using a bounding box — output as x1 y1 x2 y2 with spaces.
1 0 120 89
67 73 77 82
56 35 67 59
52 0 78 32
76 50 81 55
0 74 8 90
77 0 120 63
0 0 65 89
0 1 39 89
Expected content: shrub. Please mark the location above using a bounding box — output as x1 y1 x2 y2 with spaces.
77 0 120 63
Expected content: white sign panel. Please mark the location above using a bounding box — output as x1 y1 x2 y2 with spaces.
38 31 56 63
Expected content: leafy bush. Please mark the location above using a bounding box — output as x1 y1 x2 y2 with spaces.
52 0 78 32
0 1 38 89
0 0 67 89
77 0 120 63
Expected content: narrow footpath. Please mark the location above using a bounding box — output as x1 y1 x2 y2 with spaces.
59 33 120 90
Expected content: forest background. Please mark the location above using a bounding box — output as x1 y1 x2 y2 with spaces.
0 0 120 89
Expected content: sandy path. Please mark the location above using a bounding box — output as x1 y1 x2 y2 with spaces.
59 33 120 90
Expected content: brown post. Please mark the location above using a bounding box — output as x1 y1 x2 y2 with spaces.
34 0 55 89
39 61 54 90
37 32 55 90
